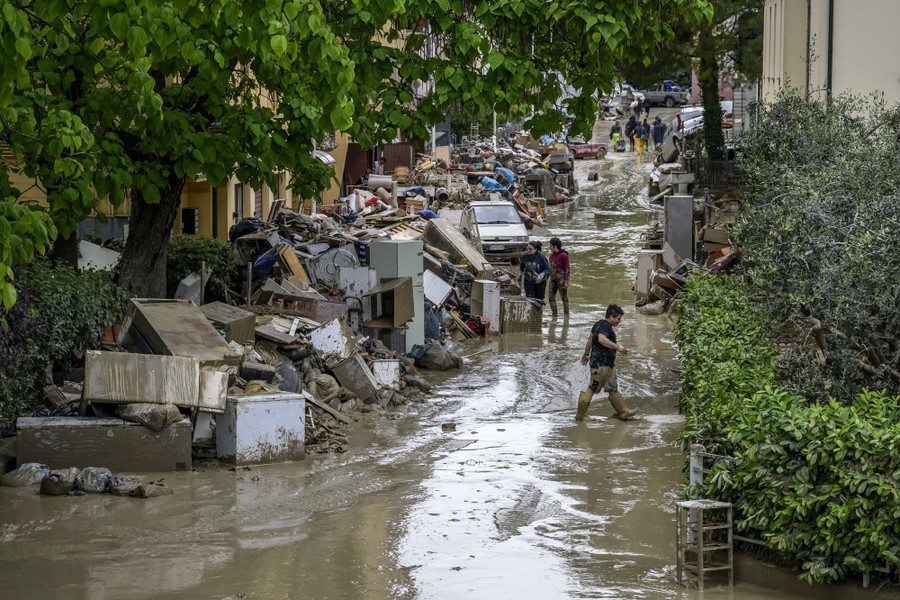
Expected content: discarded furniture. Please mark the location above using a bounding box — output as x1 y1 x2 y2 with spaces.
500 297 541 334
422 218 492 275
363 277 414 329
330 354 379 401
309 318 357 361
119 299 241 367
199 302 256 344
676 499 734 590
216 393 308 465
371 359 401 388
369 239 425 351
17 416 192 472
664 195 694 262
635 250 664 300
471 279 501 334
83 350 228 413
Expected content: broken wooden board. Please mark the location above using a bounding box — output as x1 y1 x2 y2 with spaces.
276 245 311 284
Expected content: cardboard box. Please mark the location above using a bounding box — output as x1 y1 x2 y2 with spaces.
701 227 731 245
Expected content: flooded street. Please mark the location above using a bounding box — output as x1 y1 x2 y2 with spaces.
0 152 817 600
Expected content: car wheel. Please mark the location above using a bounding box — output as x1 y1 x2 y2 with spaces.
665 97 675 108
595 148 607 160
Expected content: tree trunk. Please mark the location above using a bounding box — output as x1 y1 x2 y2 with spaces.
51 232 79 268
118 172 186 298
698 28 725 161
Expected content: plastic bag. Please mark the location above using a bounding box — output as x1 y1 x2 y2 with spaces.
40 467 81 496
411 343 463 371
75 467 114 494
117 403 183 432
0 463 50 487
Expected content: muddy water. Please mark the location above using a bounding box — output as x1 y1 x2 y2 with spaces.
0 152 815 599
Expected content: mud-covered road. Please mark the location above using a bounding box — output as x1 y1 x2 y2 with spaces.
0 146 824 599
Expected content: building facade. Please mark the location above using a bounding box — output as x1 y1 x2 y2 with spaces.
763 0 900 104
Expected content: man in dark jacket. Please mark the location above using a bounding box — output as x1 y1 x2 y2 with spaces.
652 117 667 150
576 304 638 421
625 116 637 152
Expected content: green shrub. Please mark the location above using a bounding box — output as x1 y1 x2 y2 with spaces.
0 279 49 428
166 235 239 303
675 273 900 583
0 260 127 428
706 388 900 583
675 273 778 454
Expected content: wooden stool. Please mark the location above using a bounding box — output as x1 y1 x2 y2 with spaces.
676 499 733 590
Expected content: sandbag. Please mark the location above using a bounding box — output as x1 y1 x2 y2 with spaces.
40 467 81 496
109 476 144 497
0 463 50 487
117 403 183 432
75 467 114 494
134 479 173 498
305 370 341 402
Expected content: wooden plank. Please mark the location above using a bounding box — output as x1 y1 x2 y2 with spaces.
304 394 351 424
276 245 311 284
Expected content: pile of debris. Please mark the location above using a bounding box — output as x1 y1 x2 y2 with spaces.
635 170 741 314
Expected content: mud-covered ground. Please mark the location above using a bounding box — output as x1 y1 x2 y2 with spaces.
0 119 877 599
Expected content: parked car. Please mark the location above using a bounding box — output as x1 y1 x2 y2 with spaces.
459 201 530 263
567 135 608 159
639 82 690 107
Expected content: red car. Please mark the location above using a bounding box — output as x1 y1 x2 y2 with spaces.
567 136 608 159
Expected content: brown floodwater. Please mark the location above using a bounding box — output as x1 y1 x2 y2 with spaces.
0 143 884 599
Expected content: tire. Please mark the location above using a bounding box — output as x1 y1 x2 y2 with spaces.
665 97 675 108
595 148 607 160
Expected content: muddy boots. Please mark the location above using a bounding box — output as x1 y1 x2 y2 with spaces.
608 392 639 421
549 300 558 318
575 390 593 421
563 300 570 317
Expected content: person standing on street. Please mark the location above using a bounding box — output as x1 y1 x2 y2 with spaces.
642 96 652 118
547 237 571 318
609 121 622 147
652 117 667 151
625 116 637 152
518 241 550 305
576 304 639 421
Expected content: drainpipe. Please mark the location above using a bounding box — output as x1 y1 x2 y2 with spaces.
805 0 811 98
826 0 834 97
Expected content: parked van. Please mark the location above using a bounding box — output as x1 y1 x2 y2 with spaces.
459 201 530 263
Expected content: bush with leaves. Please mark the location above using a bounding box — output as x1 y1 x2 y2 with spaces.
735 92 900 401
0 260 127 429
0 278 48 428
166 235 239 304
676 273 900 583
675 273 778 454
705 387 900 583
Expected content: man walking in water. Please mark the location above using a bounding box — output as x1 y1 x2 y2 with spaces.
576 304 639 421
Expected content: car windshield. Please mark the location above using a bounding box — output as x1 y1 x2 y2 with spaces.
473 204 521 225
568 135 587 144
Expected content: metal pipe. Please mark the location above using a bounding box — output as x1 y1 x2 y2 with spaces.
826 0 834 97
